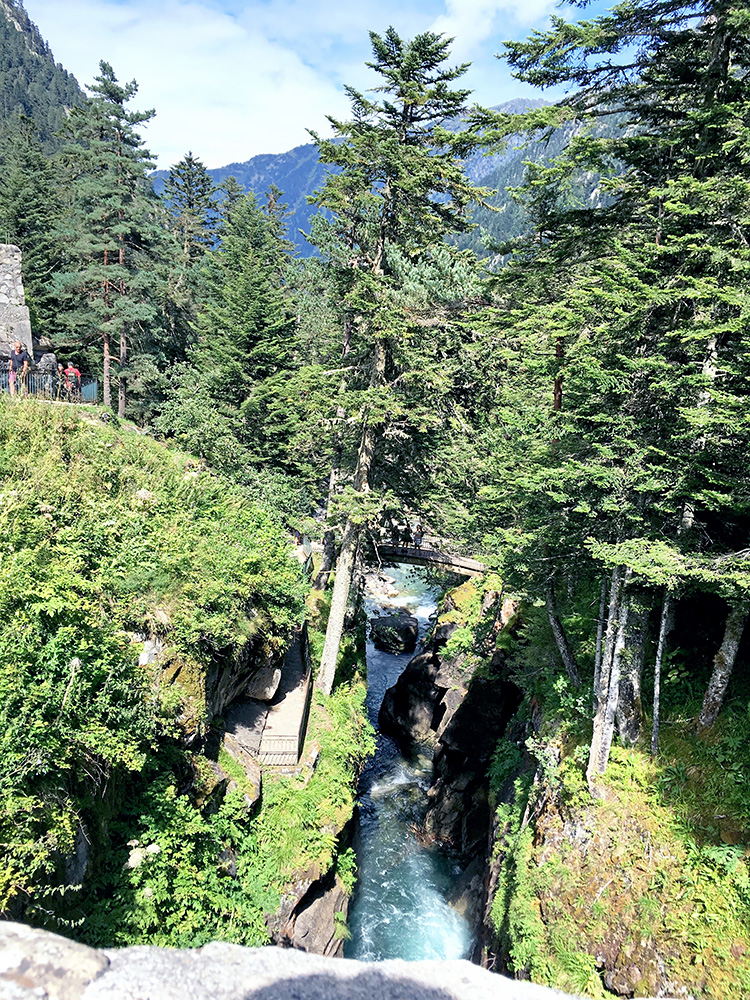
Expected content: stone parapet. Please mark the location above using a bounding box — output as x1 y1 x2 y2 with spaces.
0 922 587 1000
0 244 33 358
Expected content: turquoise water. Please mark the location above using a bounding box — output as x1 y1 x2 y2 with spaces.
345 565 473 962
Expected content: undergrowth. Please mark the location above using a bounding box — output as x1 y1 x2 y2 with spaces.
0 398 306 933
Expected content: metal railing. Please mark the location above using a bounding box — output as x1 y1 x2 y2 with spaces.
1 371 99 403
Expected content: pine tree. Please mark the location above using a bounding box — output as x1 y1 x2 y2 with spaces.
53 62 163 415
468 0 750 775
164 150 216 263
309 27 484 694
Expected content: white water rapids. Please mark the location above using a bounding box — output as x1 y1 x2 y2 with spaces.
344 565 474 962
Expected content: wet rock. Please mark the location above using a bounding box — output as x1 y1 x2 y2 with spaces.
447 854 486 930
364 571 399 601
378 650 441 747
64 822 90 886
291 876 350 957
370 612 419 654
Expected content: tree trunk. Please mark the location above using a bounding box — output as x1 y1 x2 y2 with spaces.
594 569 632 775
317 339 386 696
587 564 625 788
553 336 563 411
314 318 353 592
102 329 112 410
545 576 580 688
616 586 649 745
697 599 749 731
593 575 608 711
118 323 127 418
313 529 336 591
651 590 674 756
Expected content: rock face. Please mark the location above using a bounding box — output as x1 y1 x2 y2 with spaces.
0 245 33 359
0 922 585 1000
370 612 419 654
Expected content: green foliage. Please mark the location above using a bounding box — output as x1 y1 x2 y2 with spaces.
82 781 276 948
335 847 358 895
488 740 523 794
0 1 84 151
53 61 165 414
0 398 303 922
0 114 62 331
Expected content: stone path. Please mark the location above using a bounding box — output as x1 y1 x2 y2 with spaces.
225 629 312 768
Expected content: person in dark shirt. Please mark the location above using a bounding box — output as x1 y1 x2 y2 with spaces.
8 341 30 397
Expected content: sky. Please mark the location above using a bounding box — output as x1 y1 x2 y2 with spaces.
21 0 612 170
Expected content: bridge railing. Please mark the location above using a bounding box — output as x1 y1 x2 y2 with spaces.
1 371 98 403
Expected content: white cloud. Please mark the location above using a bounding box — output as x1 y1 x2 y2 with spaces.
430 0 557 58
24 0 353 167
21 0 567 167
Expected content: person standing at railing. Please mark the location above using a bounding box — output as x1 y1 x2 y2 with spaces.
8 341 30 397
63 362 81 401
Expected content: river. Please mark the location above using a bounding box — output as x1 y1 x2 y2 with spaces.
344 564 474 962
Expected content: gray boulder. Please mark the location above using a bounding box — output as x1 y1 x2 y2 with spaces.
0 922 585 1000
370 612 419 654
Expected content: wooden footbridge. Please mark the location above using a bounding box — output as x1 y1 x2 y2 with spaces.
376 544 487 576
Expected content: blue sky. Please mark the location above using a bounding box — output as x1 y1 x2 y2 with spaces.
22 0 614 169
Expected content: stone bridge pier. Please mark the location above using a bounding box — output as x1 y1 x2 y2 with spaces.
0 244 33 359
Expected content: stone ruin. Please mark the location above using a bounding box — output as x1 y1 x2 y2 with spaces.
0 244 33 360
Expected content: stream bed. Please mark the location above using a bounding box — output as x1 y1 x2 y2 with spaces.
344 565 474 962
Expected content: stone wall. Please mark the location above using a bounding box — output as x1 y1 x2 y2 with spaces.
0 244 33 359
0 922 582 1000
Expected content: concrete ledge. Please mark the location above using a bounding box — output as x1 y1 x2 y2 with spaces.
0 923 581 1000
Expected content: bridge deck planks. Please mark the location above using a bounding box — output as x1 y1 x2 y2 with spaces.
376 544 487 576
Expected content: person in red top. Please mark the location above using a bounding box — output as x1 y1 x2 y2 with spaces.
63 362 81 400
8 341 30 397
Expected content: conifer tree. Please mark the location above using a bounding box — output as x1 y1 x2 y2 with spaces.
164 150 216 263
156 191 298 473
309 27 484 694
0 113 61 331
53 62 163 415
469 0 750 776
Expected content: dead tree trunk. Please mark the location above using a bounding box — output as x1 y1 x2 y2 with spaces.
697 599 749 731
545 576 580 688
587 565 629 788
313 318 353 592
593 575 608 712
595 569 632 774
616 586 649 745
651 591 674 756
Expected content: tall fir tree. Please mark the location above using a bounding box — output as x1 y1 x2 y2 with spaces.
309 27 485 694
53 62 163 415
163 150 216 263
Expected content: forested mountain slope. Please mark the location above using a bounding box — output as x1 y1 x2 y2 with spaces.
0 0 84 150
153 97 611 259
